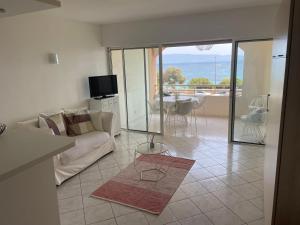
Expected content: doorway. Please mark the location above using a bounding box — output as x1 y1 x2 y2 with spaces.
108 40 274 144
110 47 162 134
161 42 232 139
231 39 273 144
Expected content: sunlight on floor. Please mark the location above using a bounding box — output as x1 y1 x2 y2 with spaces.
57 121 265 225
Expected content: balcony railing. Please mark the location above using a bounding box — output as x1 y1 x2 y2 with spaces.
160 84 242 96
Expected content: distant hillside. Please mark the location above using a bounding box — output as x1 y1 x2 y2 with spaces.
162 54 243 64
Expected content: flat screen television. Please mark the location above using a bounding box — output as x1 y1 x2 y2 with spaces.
89 75 118 98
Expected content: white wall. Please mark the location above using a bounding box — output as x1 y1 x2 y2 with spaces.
0 12 108 126
101 5 279 47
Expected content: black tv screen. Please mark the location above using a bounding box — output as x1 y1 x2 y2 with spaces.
89 75 118 98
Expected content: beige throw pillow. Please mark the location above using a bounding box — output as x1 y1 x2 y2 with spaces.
39 112 67 136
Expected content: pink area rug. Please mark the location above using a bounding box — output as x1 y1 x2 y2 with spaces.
91 155 195 214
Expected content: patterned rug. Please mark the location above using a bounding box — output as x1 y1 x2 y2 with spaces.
91 155 195 214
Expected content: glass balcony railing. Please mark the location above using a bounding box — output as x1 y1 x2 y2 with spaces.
157 84 242 96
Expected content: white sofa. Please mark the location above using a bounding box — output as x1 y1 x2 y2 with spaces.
18 112 116 185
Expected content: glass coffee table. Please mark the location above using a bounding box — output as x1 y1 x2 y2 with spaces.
134 142 170 182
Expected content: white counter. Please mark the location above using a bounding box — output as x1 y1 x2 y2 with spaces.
0 127 75 181
0 127 75 225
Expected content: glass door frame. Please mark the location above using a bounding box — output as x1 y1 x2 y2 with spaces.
109 40 233 137
229 38 273 145
108 38 272 144
161 40 233 140
108 46 164 134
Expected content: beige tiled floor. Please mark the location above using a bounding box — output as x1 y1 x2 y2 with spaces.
57 118 265 225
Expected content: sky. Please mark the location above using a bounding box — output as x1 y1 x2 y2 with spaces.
163 43 233 55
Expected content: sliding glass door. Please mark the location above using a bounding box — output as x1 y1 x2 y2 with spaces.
111 50 127 129
110 40 272 145
110 48 162 133
124 49 148 131
231 40 273 144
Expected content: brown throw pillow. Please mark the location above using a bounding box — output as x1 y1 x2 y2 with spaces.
64 113 96 136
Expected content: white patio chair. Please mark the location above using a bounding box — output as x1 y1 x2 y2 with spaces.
165 99 193 133
175 99 194 125
147 100 161 127
240 95 268 143
192 96 207 128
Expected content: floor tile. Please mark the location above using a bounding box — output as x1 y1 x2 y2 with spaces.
227 201 263 223
198 177 227 192
248 218 265 225
57 184 82 200
250 197 264 210
81 163 100 175
180 182 208 197
181 174 197 184
195 158 219 168
231 183 263 200
56 129 266 225
60 209 85 225
144 207 177 225
101 167 121 182
60 175 81 188
59 196 83 213
222 162 249 173
212 188 244 206
84 203 114 224
179 213 213 225
205 207 244 225
189 168 215 181
191 193 224 212
81 180 103 196
169 188 188 203
251 180 264 191
217 174 247 187
80 171 102 183
115 211 149 225
89 218 117 225
98 159 119 170
236 170 262 182
165 222 181 225
111 202 137 217
206 165 229 176
83 195 107 208
168 199 202 220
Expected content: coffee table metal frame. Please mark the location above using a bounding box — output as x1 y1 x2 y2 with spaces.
134 142 170 182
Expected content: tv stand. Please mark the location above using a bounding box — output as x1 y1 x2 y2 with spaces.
94 95 114 100
89 96 121 136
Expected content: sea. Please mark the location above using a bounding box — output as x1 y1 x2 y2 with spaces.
160 54 244 84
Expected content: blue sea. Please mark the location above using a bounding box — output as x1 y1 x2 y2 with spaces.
160 54 244 84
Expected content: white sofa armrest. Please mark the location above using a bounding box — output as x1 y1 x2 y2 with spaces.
101 112 114 135
17 119 53 135
90 111 114 136
17 118 39 128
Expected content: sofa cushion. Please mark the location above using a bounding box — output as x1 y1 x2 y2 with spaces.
89 111 104 131
59 131 110 165
64 113 96 136
63 107 89 115
39 113 66 136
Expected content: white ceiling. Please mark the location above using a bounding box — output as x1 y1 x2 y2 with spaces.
0 0 60 18
46 0 280 24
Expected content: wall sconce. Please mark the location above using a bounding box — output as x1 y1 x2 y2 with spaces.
48 53 59 64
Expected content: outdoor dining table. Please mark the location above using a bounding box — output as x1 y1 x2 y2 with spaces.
155 95 200 118
161 95 199 107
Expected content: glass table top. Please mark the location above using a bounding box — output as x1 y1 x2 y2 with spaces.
135 142 168 155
